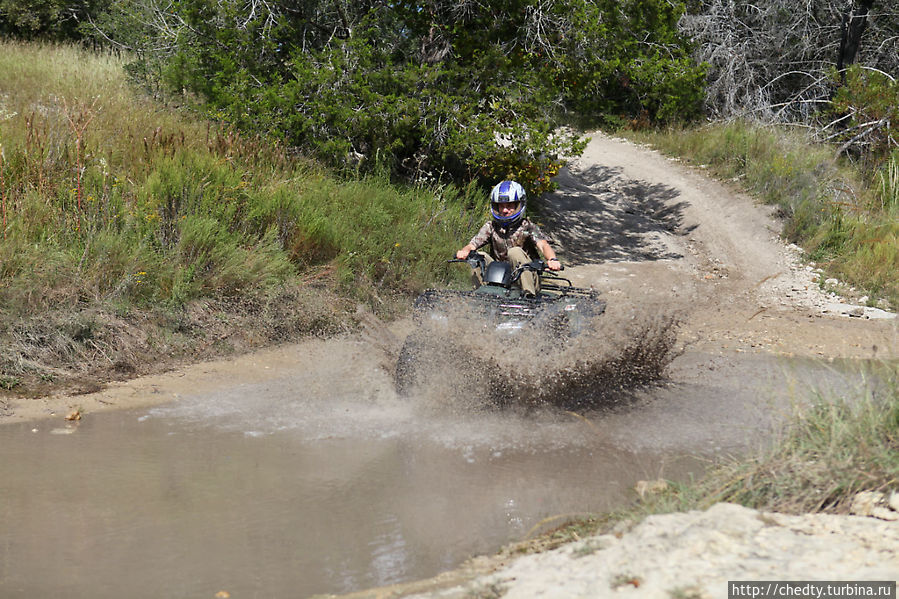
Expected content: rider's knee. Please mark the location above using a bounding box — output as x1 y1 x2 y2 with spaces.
507 246 529 265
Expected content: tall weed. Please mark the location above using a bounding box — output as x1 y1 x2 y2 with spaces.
877 151 899 215
696 364 899 514
631 362 899 517
0 40 478 319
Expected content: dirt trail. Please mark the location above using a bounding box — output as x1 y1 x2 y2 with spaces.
548 132 896 362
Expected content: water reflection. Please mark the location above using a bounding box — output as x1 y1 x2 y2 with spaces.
1 407 700 598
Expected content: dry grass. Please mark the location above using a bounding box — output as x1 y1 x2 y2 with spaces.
625 361 899 516
0 283 352 397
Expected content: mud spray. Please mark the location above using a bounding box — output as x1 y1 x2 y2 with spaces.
395 302 682 413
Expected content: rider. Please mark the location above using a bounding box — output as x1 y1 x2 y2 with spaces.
455 180 561 297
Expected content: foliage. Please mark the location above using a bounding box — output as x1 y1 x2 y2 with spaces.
556 0 707 125
828 65 899 163
83 0 705 194
0 0 106 41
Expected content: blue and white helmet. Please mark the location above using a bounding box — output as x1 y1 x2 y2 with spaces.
489 180 526 229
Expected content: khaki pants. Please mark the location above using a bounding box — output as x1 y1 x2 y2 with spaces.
472 247 539 296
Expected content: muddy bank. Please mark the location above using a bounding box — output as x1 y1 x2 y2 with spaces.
0 280 357 405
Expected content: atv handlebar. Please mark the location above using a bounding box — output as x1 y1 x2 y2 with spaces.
448 251 577 293
512 259 564 278
448 252 563 281
448 251 487 268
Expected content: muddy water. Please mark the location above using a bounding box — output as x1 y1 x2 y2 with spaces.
0 339 872 599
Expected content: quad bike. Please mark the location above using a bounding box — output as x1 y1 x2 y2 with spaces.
394 252 606 397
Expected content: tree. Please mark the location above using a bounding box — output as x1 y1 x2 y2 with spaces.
680 0 898 122
88 0 706 191
0 0 104 41
837 0 875 74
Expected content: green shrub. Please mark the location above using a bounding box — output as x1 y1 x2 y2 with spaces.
829 65 899 165
93 0 706 194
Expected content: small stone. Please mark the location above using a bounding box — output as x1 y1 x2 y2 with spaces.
889 491 899 512
849 491 884 516
871 507 899 521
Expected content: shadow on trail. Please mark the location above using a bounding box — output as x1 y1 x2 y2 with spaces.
538 164 697 266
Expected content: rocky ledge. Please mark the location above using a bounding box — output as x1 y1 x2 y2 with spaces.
413 502 899 599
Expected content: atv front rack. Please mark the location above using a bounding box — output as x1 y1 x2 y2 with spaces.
412 288 542 320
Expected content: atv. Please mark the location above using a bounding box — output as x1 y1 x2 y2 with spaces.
394 252 606 397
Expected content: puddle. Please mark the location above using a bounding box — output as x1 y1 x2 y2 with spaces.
0 342 880 598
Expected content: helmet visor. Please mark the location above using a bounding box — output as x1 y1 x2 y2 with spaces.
491 201 521 218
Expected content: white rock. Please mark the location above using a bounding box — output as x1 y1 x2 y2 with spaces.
889 491 899 512
871 507 899 521
448 503 899 599
850 491 884 516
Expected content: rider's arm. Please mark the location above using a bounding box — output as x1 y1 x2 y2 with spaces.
537 238 561 270
456 243 476 259
457 222 493 259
